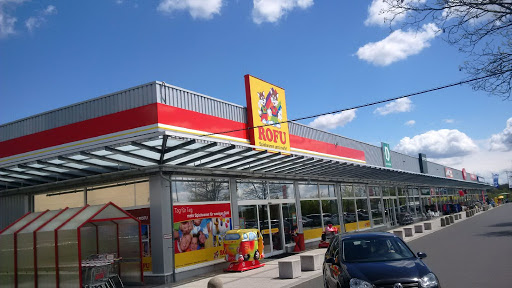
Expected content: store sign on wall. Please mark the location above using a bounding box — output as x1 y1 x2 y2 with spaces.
445 167 454 178
462 168 467 180
470 174 477 181
244 75 290 152
381 142 392 168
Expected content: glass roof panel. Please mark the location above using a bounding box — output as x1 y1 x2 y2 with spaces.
18 210 62 234
0 212 44 235
59 205 103 230
107 154 154 166
92 150 111 156
92 205 130 220
38 207 83 232
142 139 164 147
130 149 160 159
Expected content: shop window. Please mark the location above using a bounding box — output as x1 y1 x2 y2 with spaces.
355 199 370 230
134 182 150 206
321 200 338 226
420 188 430 196
382 187 391 197
238 206 258 229
300 200 322 230
319 184 336 198
237 180 267 200
340 184 354 198
85 180 149 208
368 186 381 197
282 203 297 244
173 177 230 202
354 185 366 198
268 181 294 200
299 184 318 199
34 191 84 212
342 199 357 232
87 185 135 207
370 198 383 226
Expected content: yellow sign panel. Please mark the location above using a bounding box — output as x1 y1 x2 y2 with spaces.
244 75 290 152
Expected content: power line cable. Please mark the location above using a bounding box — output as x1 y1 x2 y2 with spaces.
201 71 508 138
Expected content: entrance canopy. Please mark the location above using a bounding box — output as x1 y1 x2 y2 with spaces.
0 132 489 196
0 202 142 287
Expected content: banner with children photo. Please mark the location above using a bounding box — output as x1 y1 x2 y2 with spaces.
173 203 232 268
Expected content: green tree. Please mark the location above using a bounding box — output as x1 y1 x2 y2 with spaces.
382 0 512 100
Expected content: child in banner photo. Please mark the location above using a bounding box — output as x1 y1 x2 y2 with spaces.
174 220 193 253
192 218 211 249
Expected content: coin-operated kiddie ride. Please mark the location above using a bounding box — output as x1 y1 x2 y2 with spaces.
223 229 265 272
318 223 339 248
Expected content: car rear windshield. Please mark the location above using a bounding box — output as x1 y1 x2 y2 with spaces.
342 237 415 262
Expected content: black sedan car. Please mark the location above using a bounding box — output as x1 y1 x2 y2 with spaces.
323 232 440 288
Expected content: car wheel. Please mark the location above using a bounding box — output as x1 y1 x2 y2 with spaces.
244 254 250 261
254 250 260 260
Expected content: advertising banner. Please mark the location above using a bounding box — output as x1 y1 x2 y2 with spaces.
462 168 467 180
492 173 499 188
244 75 291 152
470 174 477 181
381 142 392 168
173 203 232 268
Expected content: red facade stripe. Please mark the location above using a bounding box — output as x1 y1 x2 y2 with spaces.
290 135 366 162
1 103 365 162
0 104 159 158
156 104 249 140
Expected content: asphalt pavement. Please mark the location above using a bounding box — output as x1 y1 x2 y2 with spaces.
149 204 509 287
408 203 512 288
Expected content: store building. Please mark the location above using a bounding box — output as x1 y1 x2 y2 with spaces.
0 77 489 284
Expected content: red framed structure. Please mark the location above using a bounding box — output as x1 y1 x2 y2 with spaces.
0 202 143 287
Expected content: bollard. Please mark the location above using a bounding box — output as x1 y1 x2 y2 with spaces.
403 227 414 237
208 277 223 288
393 230 404 239
414 225 423 233
424 222 432 230
449 215 454 224
466 211 470 217
440 218 446 227
207 277 223 288
445 216 451 225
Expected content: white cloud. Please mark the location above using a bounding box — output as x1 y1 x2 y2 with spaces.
356 23 440 66
43 5 56 15
489 117 512 152
365 0 426 26
432 149 512 186
443 119 455 124
394 129 479 158
158 0 223 20
25 5 57 33
252 0 313 24
405 120 415 126
374 98 412 115
0 0 26 38
308 109 356 131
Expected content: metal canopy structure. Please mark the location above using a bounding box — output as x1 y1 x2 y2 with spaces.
0 133 490 195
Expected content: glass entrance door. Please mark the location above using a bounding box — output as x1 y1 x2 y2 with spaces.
383 198 397 226
239 204 284 257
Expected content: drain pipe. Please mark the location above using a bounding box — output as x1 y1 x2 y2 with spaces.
159 170 176 283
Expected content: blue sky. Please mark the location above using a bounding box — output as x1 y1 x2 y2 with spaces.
1 0 511 184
